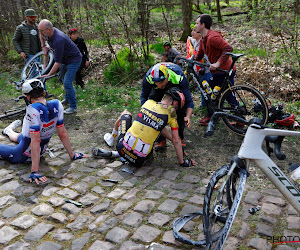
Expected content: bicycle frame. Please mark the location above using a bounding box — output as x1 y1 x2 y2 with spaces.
238 124 300 213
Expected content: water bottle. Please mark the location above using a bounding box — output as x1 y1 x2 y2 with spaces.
248 205 261 214
211 86 221 100
202 80 212 94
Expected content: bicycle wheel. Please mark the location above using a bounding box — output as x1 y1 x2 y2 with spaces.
203 165 247 249
21 50 55 80
218 84 269 135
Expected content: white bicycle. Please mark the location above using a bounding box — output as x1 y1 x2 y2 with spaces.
203 112 300 250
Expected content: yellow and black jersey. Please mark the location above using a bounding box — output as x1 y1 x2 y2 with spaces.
124 100 178 157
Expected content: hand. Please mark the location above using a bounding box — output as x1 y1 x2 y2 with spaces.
29 172 48 184
85 61 90 67
39 74 50 78
20 52 26 60
42 46 48 56
72 152 87 160
180 159 197 167
184 116 191 128
210 62 220 71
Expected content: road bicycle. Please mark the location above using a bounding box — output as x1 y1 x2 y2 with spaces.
21 50 55 80
203 112 300 249
0 74 58 120
0 50 56 120
180 53 269 135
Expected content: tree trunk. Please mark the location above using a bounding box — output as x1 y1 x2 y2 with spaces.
295 0 300 14
216 0 222 22
179 0 193 41
137 0 150 59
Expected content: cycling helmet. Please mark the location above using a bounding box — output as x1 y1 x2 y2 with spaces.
22 79 44 94
163 41 172 47
166 87 185 109
274 114 295 126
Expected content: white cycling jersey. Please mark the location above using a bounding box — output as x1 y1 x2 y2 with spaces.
21 100 64 157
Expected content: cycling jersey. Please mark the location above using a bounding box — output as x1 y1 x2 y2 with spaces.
0 100 64 164
141 63 194 110
116 100 178 166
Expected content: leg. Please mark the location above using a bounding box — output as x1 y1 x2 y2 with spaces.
104 110 132 147
2 120 22 142
63 61 81 112
0 134 28 163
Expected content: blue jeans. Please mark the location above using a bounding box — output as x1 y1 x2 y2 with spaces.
63 60 81 109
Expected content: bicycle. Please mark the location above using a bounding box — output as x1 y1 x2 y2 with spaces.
180 53 269 135
21 50 55 80
0 74 58 119
203 112 300 249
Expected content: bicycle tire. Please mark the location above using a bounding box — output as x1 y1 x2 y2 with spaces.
203 165 231 246
218 84 269 135
21 50 55 80
214 168 247 249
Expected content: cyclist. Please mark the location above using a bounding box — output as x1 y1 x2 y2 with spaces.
93 88 196 168
194 14 237 125
0 79 86 184
140 63 194 151
162 41 182 65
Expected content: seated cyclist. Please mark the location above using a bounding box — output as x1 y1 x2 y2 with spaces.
92 88 197 168
162 41 182 65
0 79 86 184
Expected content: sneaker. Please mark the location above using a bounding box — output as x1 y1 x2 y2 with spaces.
45 92 53 98
198 115 210 126
92 147 113 158
61 99 69 105
2 120 22 136
154 140 166 152
104 133 114 147
64 107 77 114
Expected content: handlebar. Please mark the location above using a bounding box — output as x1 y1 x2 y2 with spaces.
206 112 286 160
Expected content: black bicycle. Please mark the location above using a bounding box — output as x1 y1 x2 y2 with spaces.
180 53 269 135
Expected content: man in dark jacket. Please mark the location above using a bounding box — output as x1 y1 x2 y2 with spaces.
13 9 41 62
141 63 194 151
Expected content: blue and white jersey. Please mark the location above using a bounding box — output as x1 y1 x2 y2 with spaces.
21 100 64 157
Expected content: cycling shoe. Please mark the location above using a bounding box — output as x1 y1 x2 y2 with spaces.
92 147 113 158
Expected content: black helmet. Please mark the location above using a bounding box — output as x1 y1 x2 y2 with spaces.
22 79 44 94
163 41 172 47
166 87 185 109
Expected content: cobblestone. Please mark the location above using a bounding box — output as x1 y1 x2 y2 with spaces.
0 152 298 249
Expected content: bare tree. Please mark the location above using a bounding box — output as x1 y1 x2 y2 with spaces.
216 0 222 22
179 0 193 41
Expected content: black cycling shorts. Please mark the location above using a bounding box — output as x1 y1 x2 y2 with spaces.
116 114 152 167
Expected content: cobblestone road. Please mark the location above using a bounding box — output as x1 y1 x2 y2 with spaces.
0 134 299 250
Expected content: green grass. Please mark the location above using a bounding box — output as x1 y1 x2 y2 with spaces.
150 43 165 54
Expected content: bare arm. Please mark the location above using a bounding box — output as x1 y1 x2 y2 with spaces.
57 126 74 159
184 107 194 128
171 129 184 165
161 127 172 141
30 133 41 172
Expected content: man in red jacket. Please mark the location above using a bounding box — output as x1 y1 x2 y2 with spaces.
195 14 237 125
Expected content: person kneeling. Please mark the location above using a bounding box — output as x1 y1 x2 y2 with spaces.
92 88 196 168
0 79 86 184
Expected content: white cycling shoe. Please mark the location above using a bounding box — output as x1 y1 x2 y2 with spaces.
104 133 114 147
2 120 22 136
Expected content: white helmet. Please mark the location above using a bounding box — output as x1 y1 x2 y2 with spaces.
22 79 44 94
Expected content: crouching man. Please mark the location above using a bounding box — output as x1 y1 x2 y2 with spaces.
92 88 196 168
0 79 86 184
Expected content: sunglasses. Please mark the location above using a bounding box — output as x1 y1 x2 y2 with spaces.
28 16 37 18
